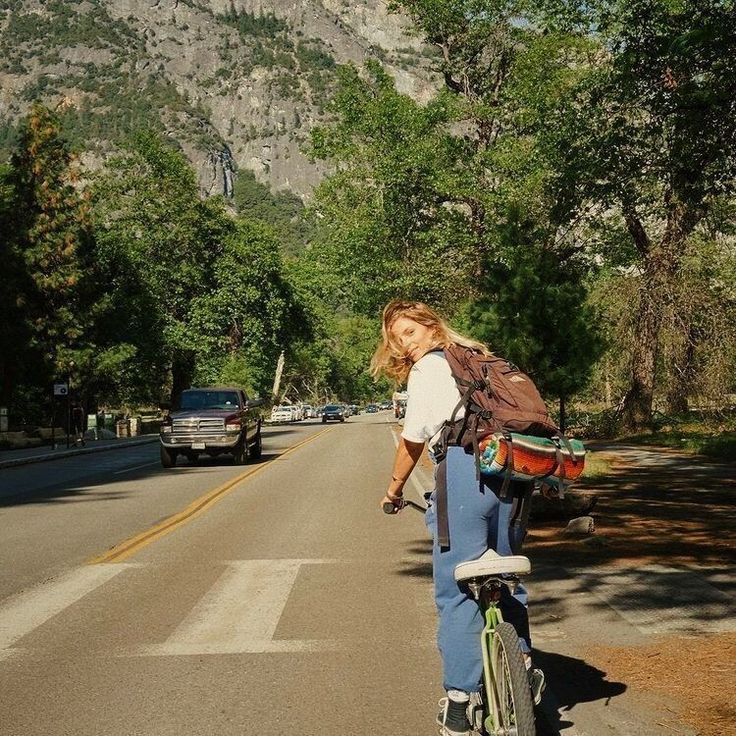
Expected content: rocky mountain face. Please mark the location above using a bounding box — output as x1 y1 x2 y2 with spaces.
0 0 437 198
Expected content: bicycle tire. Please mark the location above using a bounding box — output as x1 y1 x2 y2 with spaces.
487 621 535 736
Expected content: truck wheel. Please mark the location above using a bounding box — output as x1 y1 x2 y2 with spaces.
160 445 177 468
232 438 249 465
322 417 327 423
250 428 263 460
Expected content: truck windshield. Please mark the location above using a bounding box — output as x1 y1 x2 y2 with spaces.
179 391 240 410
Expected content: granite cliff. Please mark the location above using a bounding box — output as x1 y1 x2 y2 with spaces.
0 0 437 197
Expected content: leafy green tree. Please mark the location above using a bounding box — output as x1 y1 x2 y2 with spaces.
392 0 736 429
190 218 308 397
232 170 313 255
537 0 736 428
309 61 480 314
92 131 231 402
3 103 96 417
0 163 35 411
311 9 601 410
463 208 604 430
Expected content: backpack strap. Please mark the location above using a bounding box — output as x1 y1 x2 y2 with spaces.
435 456 450 548
551 435 567 484
499 432 515 498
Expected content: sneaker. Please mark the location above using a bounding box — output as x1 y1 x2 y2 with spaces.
436 697 471 736
528 667 546 705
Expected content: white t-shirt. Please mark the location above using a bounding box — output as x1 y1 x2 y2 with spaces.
401 351 464 450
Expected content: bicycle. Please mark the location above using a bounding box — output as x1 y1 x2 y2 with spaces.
383 499 536 736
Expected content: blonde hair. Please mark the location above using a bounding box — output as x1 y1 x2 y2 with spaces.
370 300 490 384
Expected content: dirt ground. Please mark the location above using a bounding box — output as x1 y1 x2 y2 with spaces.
524 444 736 736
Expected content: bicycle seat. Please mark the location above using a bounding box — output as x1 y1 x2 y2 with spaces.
454 549 531 583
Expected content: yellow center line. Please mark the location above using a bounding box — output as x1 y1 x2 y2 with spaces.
87 427 334 565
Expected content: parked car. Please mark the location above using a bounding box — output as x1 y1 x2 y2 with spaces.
322 404 345 422
270 405 295 423
160 387 264 467
365 404 379 413
302 404 314 419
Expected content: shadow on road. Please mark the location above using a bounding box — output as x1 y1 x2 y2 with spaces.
526 444 736 569
533 648 627 735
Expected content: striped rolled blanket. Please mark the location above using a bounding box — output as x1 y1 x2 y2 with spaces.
478 433 586 489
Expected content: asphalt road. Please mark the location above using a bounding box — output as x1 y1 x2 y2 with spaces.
0 414 721 735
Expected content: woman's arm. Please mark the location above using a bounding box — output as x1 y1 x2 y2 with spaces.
381 436 425 508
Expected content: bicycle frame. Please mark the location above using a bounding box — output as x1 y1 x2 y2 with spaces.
481 597 505 734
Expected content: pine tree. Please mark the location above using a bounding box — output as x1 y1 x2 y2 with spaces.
8 103 94 381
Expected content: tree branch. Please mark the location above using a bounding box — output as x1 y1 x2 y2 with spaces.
622 206 651 257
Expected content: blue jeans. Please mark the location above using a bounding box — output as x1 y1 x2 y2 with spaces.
426 446 531 693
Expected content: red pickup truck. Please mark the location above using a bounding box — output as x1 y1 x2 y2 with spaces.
159 387 264 468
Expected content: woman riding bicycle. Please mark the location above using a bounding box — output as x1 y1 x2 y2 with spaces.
372 300 544 736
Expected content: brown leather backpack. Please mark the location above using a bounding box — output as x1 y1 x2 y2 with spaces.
437 344 558 459
433 345 560 548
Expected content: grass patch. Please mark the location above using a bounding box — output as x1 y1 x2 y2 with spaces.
620 427 736 461
581 451 612 480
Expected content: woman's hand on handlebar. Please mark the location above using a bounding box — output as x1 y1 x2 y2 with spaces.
380 493 404 514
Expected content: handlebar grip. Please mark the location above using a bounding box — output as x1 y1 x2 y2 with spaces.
382 501 401 514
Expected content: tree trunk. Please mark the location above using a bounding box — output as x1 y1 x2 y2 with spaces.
665 325 696 416
170 351 195 404
620 197 698 432
620 262 662 431
559 394 567 433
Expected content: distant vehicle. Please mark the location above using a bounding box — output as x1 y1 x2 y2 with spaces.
270 405 296 423
302 404 314 419
350 404 360 415
160 387 264 468
393 390 408 418
379 401 392 410
322 404 345 422
365 404 379 413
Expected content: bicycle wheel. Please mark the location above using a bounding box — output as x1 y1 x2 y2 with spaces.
487 621 535 736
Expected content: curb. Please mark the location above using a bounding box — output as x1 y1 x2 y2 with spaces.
0 436 159 469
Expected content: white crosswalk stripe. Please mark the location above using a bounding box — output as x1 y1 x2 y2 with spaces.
0 564 138 661
140 559 339 656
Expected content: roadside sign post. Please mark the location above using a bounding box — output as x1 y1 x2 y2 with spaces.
53 383 68 450
0 407 7 433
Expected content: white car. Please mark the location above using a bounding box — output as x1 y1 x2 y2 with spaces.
270 405 295 423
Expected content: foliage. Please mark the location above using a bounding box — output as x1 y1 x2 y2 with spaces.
537 0 736 428
190 218 308 397
91 131 231 401
5 103 95 378
463 208 604 416
232 170 312 255
309 61 480 315
220 5 288 38
384 0 736 430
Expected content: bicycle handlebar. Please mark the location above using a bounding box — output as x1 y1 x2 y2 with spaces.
382 498 427 515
